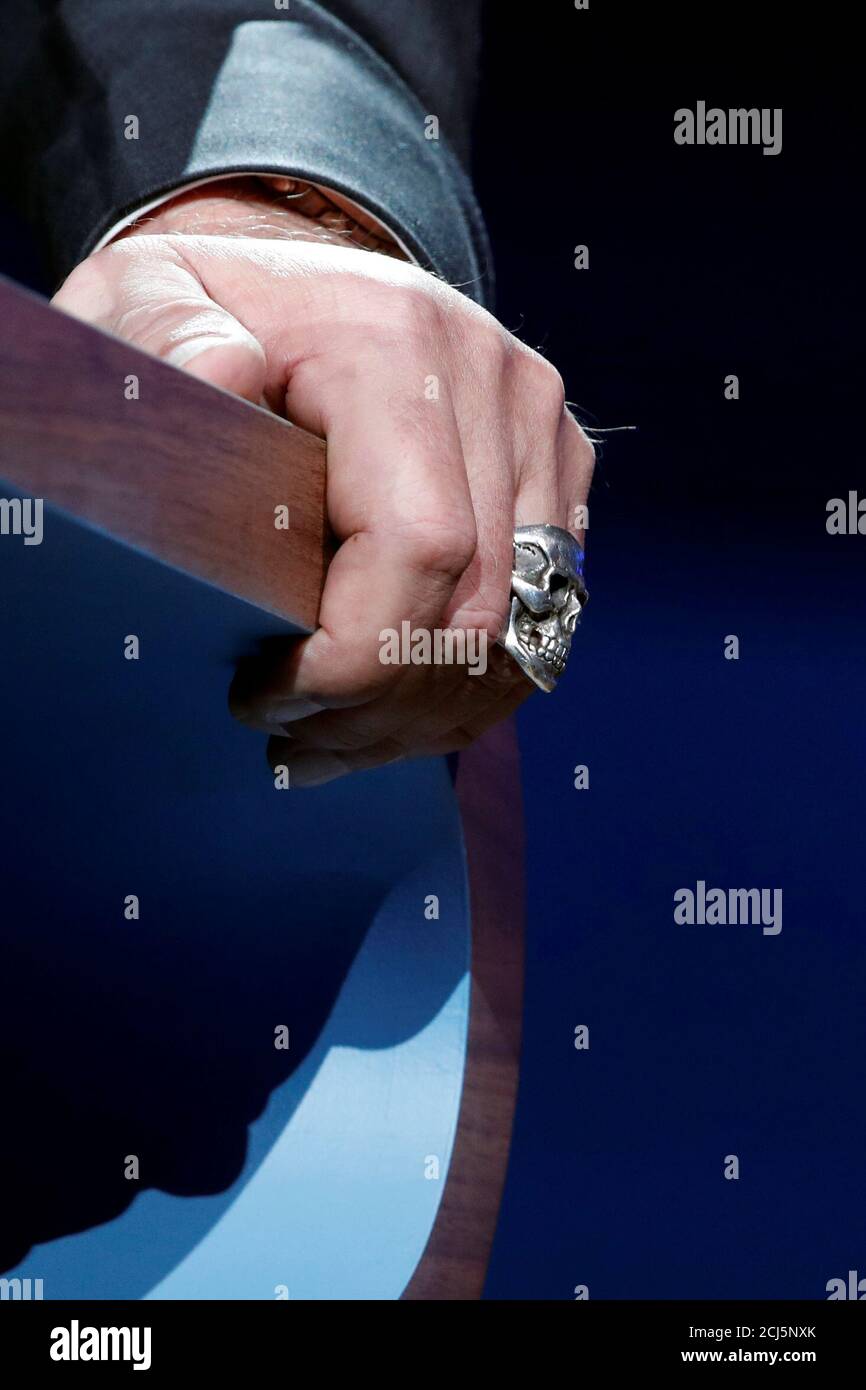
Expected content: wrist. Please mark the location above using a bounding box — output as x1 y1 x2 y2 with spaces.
114 175 409 258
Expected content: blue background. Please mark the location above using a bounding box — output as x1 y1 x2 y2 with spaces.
477 3 865 1298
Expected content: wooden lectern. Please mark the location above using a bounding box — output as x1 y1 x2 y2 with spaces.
0 275 524 1300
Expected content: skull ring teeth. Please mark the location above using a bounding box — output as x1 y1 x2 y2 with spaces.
498 524 588 693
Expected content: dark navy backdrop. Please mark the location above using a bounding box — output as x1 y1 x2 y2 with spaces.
477 2 864 1298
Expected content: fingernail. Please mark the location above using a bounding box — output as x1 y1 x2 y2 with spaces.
273 698 324 724
233 697 322 729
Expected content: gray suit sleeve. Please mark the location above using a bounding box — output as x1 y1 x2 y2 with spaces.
0 0 491 303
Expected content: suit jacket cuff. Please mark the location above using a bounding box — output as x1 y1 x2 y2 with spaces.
50 9 492 306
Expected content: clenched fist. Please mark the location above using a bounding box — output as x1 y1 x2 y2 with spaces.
53 178 594 785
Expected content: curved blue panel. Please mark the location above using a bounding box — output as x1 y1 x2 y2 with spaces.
0 495 471 1299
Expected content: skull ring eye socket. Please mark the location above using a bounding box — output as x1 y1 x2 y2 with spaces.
515 541 547 581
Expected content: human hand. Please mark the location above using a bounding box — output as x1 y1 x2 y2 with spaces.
53 179 594 785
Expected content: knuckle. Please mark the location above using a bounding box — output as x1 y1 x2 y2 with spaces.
577 426 597 466
467 319 512 375
528 355 567 419
400 518 478 582
367 278 444 345
563 412 598 479
506 344 570 443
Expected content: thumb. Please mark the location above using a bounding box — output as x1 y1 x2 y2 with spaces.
52 240 267 405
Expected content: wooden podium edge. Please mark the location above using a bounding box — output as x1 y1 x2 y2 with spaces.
0 275 328 632
402 721 525 1300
